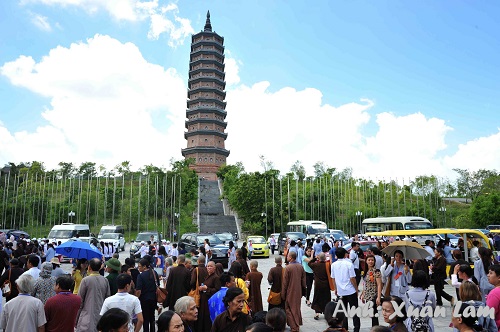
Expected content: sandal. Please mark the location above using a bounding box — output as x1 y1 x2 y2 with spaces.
314 315 319 320
306 300 311 307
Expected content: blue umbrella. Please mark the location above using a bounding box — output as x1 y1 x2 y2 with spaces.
55 240 103 260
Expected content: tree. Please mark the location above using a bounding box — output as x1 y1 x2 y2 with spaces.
259 155 274 172
469 193 500 228
454 168 498 202
290 160 306 181
58 162 75 179
313 161 326 178
78 162 97 179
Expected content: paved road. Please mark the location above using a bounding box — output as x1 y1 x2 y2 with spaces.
60 243 458 332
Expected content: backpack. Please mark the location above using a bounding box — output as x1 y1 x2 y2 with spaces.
407 290 431 332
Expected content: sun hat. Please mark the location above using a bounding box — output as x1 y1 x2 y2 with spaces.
50 257 61 265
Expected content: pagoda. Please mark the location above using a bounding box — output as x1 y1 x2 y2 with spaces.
181 11 230 180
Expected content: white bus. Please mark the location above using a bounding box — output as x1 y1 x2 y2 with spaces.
287 220 328 239
361 216 433 234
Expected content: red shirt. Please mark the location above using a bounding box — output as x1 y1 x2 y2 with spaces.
44 292 82 332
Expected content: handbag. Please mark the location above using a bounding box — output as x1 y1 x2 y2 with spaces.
151 269 167 304
268 290 281 305
188 267 200 306
2 268 11 297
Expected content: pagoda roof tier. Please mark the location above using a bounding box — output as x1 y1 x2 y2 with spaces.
185 118 227 129
186 108 226 117
189 68 225 78
187 87 226 99
190 48 224 59
190 58 225 70
191 41 224 53
191 31 224 43
188 75 225 86
187 98 226 108
184 129 228 139
182 146 230 157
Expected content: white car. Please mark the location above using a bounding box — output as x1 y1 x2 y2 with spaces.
100 233 126 251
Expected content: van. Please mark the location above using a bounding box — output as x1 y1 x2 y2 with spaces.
48 223 91 244
98 225 125 239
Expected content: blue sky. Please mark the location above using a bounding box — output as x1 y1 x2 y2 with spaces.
0 0 499 180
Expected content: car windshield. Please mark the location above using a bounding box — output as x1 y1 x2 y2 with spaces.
215 233 232 242
48 230 76 238
249 237 266 244
101 233 119 239
135 233 158 242
197 235 222 245
287 232 306 240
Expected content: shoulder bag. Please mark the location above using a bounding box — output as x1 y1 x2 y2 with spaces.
2 268 11 297
267 267 284 305
151 269 167 304
188 267 200 306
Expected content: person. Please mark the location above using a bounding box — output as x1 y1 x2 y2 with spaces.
100 273 144 332
267 256 284 310
404 270 436 332
228 241 237 267
245 322 273 332
265 307 286 332
32 261 56 305
301 246 314 307
486 264 500 329
349 242 363 286
204 239 212 262
323 301 347 332
166 255 191 310
175 296 198 332
423 240 435 262
308 252 332 320
469 241 480 262
241 242 248 261
50 257 65 277
72 258 88 295
0 258 24 302
215 263 224 276
236 249 250 277
229 261 250 315
268 235 276 255
136 258 160 332
22 254 41 280
97 307 130 332
44 275 82 332
431 247 454 306
211 287 252 332
0 274 46 331
281 250 306 332
246 260 263 313
451 264 477 290
475 247 495 302
157 310 184 332
360 254 382 327
248 240 254 260
454 281 497 332
443 239 455 264
196 260 221 332
209 272 236 322
105 258 121 296
76 258 111 332
383 250 412 298
451 302 484 332
331 246 360 332
381 296 408 332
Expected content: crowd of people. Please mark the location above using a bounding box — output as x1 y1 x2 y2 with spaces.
1 231 500 332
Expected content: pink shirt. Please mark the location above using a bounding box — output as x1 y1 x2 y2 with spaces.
486 286 500 329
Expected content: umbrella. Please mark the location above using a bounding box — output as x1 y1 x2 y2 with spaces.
9 230 30 240
55 240 103 260
382 240 430 260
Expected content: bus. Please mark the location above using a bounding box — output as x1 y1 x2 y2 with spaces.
362 216 432 234
287 220 328 239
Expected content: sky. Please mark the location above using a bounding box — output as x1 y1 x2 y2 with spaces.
0 1 499 181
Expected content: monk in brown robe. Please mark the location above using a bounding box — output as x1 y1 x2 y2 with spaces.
166 255 191 310
195 261 221 332
236 249 250 277
267 256 284 310
308 252 332 319
281 251 306 332
246 260 263 313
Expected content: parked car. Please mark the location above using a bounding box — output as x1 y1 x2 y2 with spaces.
98 225 125 240
130 231 161 259
277 232 307 255
2 229 30 240
100 232 126 251
247 236 270 258
179 233 229 267
214 232 235 244
342 240 378 256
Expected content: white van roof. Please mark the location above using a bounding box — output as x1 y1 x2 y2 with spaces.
51 224 90 230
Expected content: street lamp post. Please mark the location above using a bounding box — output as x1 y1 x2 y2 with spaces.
356 211 363 234
174 213 180 241
68 211 75 223
261 213 267 238
439 207 446 228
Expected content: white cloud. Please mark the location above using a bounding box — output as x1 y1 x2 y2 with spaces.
22 0 194 46
30 13 52 31
224 56 240 86
0 34 187 170
444 130 500 172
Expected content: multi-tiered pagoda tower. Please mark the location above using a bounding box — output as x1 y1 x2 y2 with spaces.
181 11 229 180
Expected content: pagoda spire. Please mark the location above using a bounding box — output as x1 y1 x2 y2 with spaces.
204 10 212 32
